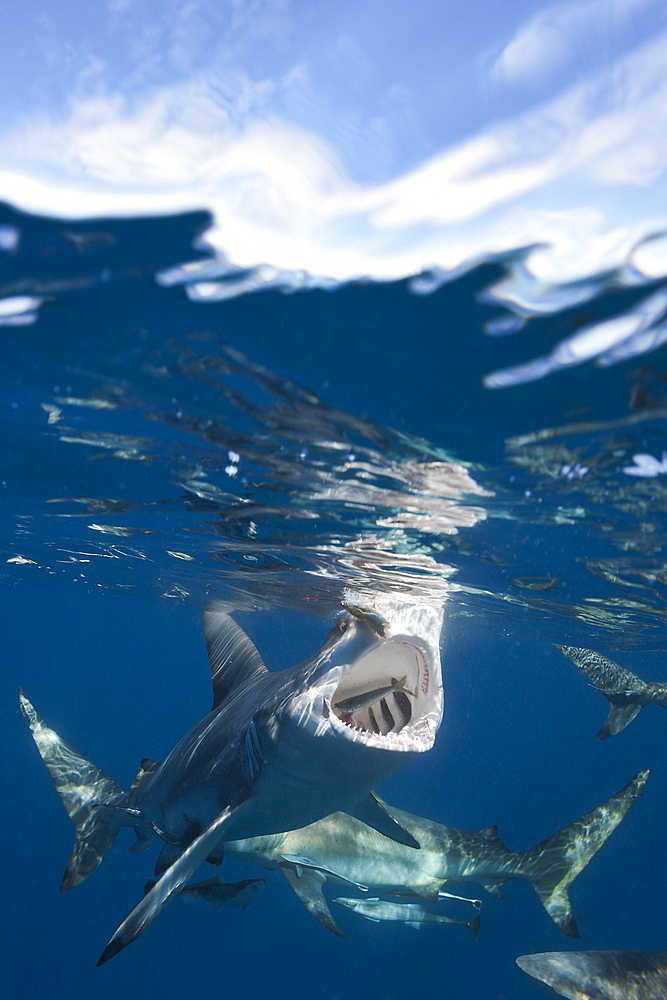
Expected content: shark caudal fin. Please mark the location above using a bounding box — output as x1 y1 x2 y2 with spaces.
555 645 648 739
520 770 649 937
19 689 131 891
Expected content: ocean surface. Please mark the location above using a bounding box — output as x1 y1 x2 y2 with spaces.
4 198 667 1000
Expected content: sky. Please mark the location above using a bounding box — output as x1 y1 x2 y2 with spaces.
2 0 667 297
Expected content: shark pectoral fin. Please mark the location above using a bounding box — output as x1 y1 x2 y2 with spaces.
347 792 420 850
97 802 240 966
410 879 444 904
406 921 422 930
597 697 643 740
468 913 481 938
202 605 269 711
281 867 344 938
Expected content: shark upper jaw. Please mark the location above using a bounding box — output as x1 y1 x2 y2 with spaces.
292 620 443 754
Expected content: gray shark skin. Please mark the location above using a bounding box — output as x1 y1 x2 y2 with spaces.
20 596 443 964
517 951 667 999
333 896 480 936
224 770 648 938
556 645 667 739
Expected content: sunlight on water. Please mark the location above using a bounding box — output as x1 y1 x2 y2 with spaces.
2 202 667 650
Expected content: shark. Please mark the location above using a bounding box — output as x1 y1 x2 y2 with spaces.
517 951 667 999
332 896 481 936
19 594 444 965
143 875 266 911
556 644 667 739
223 770 648 938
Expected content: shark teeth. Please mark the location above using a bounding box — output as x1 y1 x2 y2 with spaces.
327 705 434 752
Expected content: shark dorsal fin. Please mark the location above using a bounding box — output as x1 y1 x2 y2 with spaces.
130 759 160 793
202 606 269 710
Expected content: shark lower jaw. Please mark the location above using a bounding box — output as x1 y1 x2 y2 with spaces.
326 638 441 754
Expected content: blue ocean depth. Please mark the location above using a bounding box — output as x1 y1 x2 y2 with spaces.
3 201 667 1000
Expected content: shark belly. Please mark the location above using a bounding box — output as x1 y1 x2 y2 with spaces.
221 716 417 841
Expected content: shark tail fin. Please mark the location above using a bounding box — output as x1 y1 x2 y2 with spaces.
520 769 649 937
554 645 647 739
19 688 130 891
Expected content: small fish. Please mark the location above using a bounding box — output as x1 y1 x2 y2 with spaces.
342 603 390 637
144 875 266 911
333 897 480 936
335 677 415 714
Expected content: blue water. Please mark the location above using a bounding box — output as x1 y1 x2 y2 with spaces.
3 199 667 999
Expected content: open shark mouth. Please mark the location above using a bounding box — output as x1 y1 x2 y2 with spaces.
327 636 441 753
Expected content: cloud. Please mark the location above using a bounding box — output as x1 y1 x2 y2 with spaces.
2 23 667 293
488 0 657 86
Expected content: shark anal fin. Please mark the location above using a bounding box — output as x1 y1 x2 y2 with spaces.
202 605 269 711
128 826 157 854
205 841 224 866
347 792 420 849
155 842 183 877
97 801 241 966
282 867 344 938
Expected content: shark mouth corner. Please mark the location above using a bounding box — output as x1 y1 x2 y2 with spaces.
328 637 442 753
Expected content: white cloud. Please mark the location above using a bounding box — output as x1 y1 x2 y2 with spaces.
2 24 667 292
489 0 656 85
